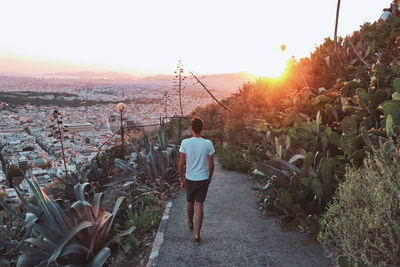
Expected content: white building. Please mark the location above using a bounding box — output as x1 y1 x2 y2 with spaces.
0 124 24 134
18 156 28 172
5 188 19 207
0 170 5 182
31 168 52 188
63 122 95 133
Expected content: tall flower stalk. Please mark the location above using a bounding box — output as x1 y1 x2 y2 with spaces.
50 109 69 175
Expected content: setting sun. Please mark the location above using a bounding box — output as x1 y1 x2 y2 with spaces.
252 59 287 79
248 47 288 78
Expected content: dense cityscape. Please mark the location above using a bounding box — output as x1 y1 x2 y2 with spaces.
0 73 242 204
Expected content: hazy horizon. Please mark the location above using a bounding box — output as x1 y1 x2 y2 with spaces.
0 1 390 77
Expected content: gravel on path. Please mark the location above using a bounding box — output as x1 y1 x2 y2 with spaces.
153 159 333 267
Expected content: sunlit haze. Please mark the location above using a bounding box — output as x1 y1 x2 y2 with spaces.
0 0 390 77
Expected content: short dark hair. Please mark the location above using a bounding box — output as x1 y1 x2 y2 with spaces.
191 117 204 134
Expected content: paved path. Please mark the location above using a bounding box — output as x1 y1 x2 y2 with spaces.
154 160 333 267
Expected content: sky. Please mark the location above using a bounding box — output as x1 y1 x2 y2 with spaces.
0 0 391 77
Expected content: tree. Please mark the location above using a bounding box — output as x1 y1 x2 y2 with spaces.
6 164 23 188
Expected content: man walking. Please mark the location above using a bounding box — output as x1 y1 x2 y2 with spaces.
178 117 215 244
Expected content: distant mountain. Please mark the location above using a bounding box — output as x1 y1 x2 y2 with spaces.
139 74 171 81
138 72 257 97
185 72 257 97
40 71 257 97
195 72 257 92
139 72 255 81
44 71 136 80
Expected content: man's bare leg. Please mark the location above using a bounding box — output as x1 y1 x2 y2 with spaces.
194 202 204 238
187 202 194 228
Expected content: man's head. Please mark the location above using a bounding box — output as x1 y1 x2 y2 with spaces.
191 117 204 134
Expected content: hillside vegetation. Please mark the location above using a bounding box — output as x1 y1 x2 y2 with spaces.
193 10 400 265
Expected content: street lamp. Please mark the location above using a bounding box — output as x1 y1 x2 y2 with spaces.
117 103 126 160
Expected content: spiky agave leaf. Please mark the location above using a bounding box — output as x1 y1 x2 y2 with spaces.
115 158 139 174
157 126 168 150
87 247 111 267
143 133 151 154
3 177 124 266
93 192 103 218
148 141 161 178
74 182 92 202
47 221 95 265
271 157 300 173
106 196 125 239
137 152 154 179
251 161 290 181
20 174 70 237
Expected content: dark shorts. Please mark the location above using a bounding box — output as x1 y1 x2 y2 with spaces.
186 178 210 203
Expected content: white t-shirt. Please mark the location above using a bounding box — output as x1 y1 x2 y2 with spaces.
179 137 215 181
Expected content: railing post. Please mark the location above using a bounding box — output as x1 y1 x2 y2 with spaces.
120 110 125 160
178 116 181 142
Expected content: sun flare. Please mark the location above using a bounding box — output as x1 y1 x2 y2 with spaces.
251 60 287 79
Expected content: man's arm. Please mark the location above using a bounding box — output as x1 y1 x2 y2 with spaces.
178 152 186 189
208 154 214 183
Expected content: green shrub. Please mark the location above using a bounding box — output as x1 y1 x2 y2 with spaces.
129 193 162 231
217 145 249 172
202 129 224 138
116 193 162 253
319 141 400 266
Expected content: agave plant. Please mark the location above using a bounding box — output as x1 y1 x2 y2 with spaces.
0 175 132 267
0 210 22 266
113 127 179 184
46 156 105 202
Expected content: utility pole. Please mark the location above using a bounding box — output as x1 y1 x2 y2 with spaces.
334 0 341 51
